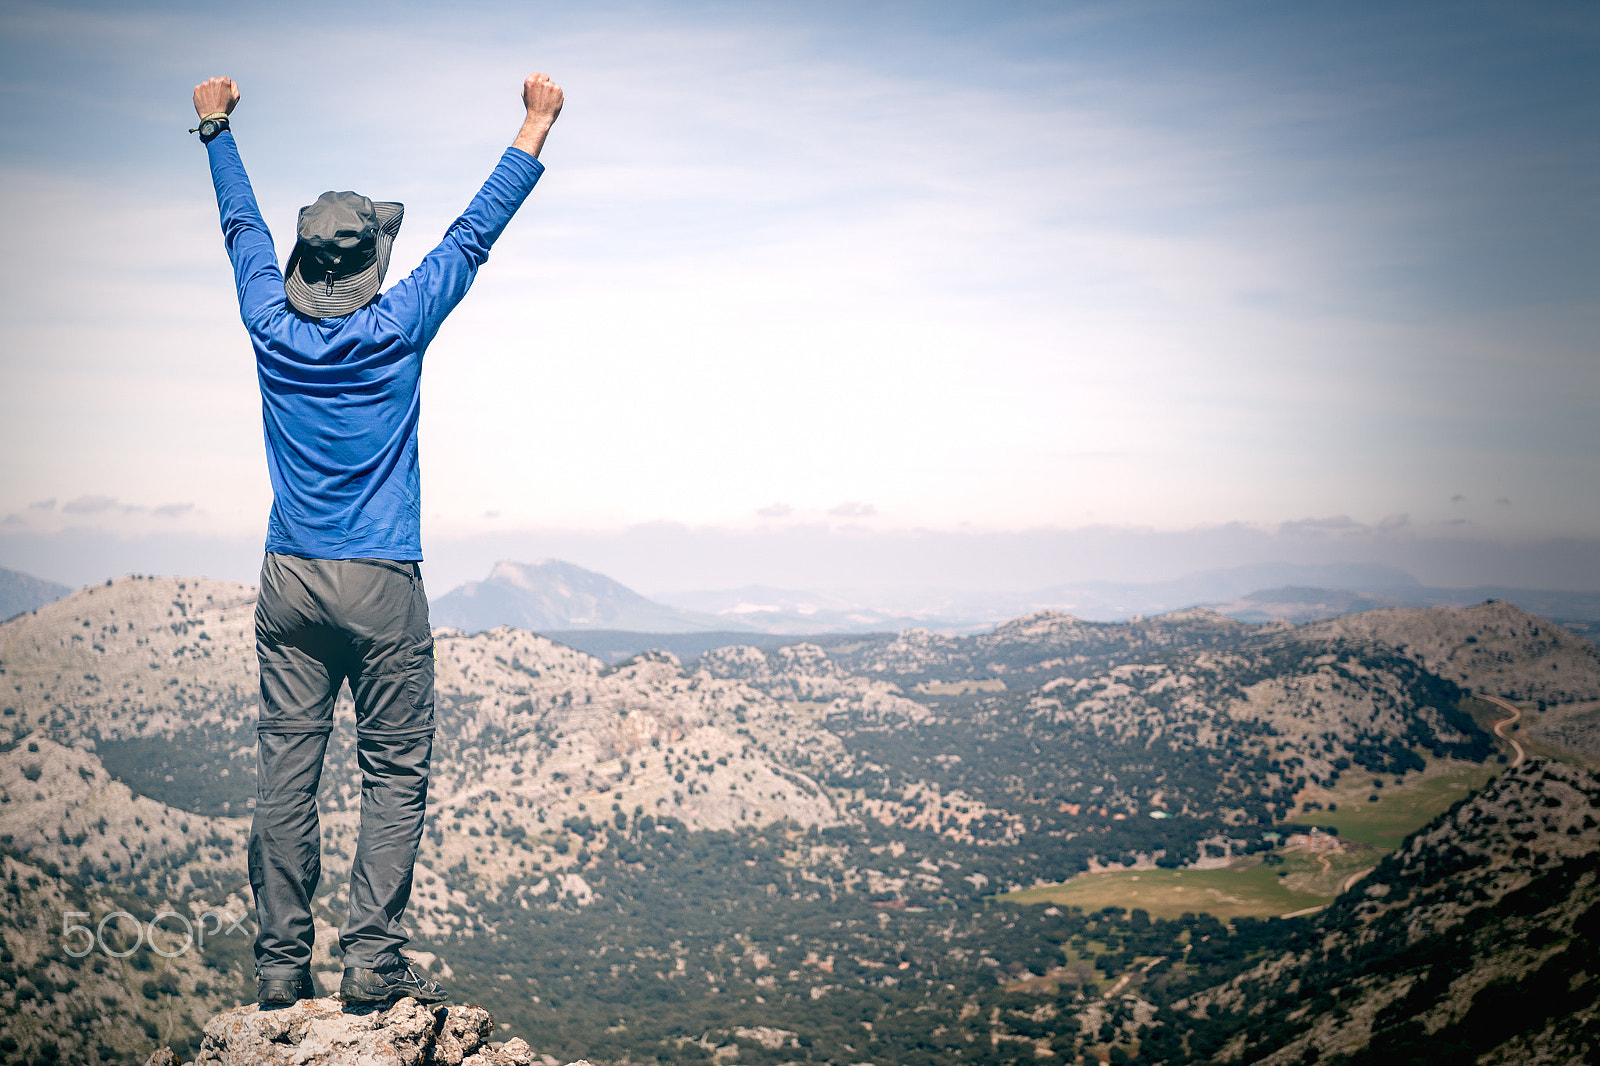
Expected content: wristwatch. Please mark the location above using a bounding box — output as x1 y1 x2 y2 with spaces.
193 113 230 143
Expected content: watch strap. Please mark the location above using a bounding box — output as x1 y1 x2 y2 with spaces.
193 114 231 144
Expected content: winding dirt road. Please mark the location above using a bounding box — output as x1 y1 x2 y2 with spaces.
1481 694 1526 767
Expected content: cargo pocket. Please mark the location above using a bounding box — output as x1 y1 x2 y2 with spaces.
352 641 435 741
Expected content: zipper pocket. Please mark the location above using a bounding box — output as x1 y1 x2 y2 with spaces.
351 558 419 581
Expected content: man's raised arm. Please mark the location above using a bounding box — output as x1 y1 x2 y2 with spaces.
382 71 564 344
193 76 286 325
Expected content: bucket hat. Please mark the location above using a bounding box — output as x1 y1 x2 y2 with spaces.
283 191 404 318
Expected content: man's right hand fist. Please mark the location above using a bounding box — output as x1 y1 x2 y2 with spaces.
193 77 240 119
522 72 563 126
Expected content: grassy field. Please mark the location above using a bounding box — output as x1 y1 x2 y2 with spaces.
914 679 1007 695
1006 755 1504 921
1285 760 1496 848
1006 862 1337 921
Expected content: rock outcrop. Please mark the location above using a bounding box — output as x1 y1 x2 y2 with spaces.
148 996 579 1066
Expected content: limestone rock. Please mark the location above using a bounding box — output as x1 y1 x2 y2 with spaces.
150 995 563 1066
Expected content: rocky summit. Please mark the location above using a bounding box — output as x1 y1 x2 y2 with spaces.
147 995 577 1066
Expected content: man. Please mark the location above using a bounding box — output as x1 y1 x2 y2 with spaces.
192 70 563 1008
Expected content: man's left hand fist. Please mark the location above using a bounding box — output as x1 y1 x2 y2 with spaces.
193 77 240 119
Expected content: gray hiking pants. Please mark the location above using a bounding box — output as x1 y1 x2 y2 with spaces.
249 553 434 980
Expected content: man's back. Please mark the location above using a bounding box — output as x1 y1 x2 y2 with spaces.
253 306 427 561
205 127 546 560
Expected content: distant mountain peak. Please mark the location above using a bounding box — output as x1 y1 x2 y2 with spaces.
431 559 749 635
0 565 71 623
483 558 650 600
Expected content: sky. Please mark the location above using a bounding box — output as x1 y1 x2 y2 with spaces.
1 0 1597 594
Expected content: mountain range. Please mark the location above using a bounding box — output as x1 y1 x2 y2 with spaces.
426 557 1600 639
658 562 1600 631
6 557 1599 640
3 571 1600 1062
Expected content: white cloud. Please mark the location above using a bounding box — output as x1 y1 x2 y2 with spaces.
61 496 122 515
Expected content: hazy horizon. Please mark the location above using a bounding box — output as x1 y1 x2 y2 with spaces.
5 520 1600 601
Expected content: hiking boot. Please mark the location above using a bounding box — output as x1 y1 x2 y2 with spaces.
339 959 448 1005
258 973 315 1008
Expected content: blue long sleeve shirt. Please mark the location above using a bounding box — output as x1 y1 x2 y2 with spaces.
206 131 544 561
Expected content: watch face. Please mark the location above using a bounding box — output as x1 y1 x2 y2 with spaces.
201 119 221 137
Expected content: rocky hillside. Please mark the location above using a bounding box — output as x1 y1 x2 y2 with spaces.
1149 757 1600 1065
794 607 1261 687
0 738 256 1063
0 574 260 745
1302 600 1600 759
1302 599 1600 704
701 618 1494 839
